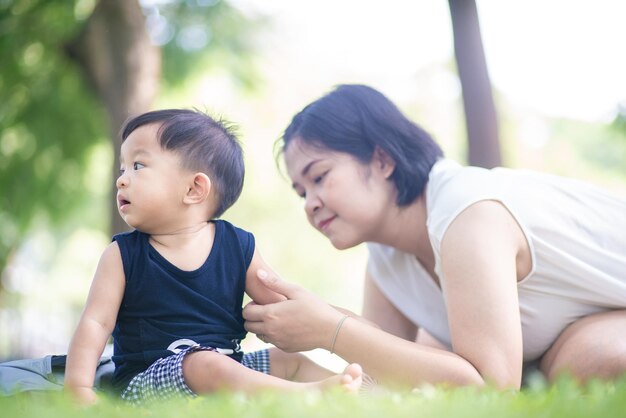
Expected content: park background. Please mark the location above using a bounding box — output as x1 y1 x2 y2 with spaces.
1 0 625 373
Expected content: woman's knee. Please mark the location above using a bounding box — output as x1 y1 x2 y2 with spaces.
540 310 626 382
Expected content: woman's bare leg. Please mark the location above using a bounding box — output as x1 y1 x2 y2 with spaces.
540 310 626 382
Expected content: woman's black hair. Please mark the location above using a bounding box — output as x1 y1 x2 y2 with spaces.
279 84 443 205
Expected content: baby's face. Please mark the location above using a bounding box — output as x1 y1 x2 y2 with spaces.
116 124 189 233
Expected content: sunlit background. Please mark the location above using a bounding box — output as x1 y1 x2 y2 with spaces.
1 0 625 370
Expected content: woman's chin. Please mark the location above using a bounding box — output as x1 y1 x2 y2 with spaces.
329 237 361 251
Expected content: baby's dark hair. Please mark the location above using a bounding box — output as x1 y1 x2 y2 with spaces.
121 109 244 218
280 84 443 206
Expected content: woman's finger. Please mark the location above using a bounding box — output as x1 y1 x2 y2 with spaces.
256 269 307 299
242 301 267 321
243 320 264 335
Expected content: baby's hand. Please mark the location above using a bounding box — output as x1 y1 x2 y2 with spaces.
66 386 98 406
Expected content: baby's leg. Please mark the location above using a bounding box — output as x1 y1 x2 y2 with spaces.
182 350 362 394
268 349 377 392
268 348 337 381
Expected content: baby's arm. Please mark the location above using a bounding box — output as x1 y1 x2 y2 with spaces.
65 242 126 404
245 246 287 305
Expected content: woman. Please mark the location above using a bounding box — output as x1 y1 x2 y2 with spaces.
243 84 626 389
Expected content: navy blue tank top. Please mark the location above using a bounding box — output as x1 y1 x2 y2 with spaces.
110 220 254 391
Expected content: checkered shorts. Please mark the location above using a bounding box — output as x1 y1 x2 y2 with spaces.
121 347 270 404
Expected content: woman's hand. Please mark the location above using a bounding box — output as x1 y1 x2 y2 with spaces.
243 270 345 352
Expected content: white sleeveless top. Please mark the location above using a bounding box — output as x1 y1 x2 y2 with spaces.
368 159 626 361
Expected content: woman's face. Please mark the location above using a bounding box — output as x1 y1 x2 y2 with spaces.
284 138 397 249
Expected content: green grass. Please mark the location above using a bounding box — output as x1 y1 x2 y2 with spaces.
3 378 626 418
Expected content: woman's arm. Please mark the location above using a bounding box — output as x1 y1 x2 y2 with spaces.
243 276 483 386
243 201 526 389
438 200 525 388
65 242 126 404
364 270 448 349
362 270 417 341
336 201 525 388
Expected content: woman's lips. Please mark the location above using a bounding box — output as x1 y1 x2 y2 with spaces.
318 215 337 231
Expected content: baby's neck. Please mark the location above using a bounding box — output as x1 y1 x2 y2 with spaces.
148 221 216 271
149 221 212 247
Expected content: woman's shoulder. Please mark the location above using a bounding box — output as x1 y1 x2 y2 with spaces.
427 159 501 207
426 159 505 246
427 159 497 198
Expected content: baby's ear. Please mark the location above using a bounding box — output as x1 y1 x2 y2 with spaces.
184 172 212 204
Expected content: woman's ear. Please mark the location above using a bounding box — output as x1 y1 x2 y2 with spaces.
373 146 396 178
184 172 212 205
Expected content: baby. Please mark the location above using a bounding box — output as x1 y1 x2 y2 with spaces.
64 109 362 404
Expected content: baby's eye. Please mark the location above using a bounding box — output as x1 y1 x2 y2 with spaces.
119 168 125 176
133 162 145 170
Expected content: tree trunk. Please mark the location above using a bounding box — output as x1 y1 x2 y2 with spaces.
448 0 501 168
66 0 160 235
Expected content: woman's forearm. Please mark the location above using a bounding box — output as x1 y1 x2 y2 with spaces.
333 316 485 387
331 305 381 329
242 273 486 386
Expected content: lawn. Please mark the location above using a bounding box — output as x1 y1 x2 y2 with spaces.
3 377 626 418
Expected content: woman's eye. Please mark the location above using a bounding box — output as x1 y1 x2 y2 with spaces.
313 171 327 184
133 162 145 170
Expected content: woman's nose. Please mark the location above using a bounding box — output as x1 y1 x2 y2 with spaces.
304 192 321 216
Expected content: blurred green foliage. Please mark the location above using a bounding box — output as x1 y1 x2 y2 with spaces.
545 114 626 192
152 0 264 89
0 0 262 285
0 0 106 279
612 104 626 138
